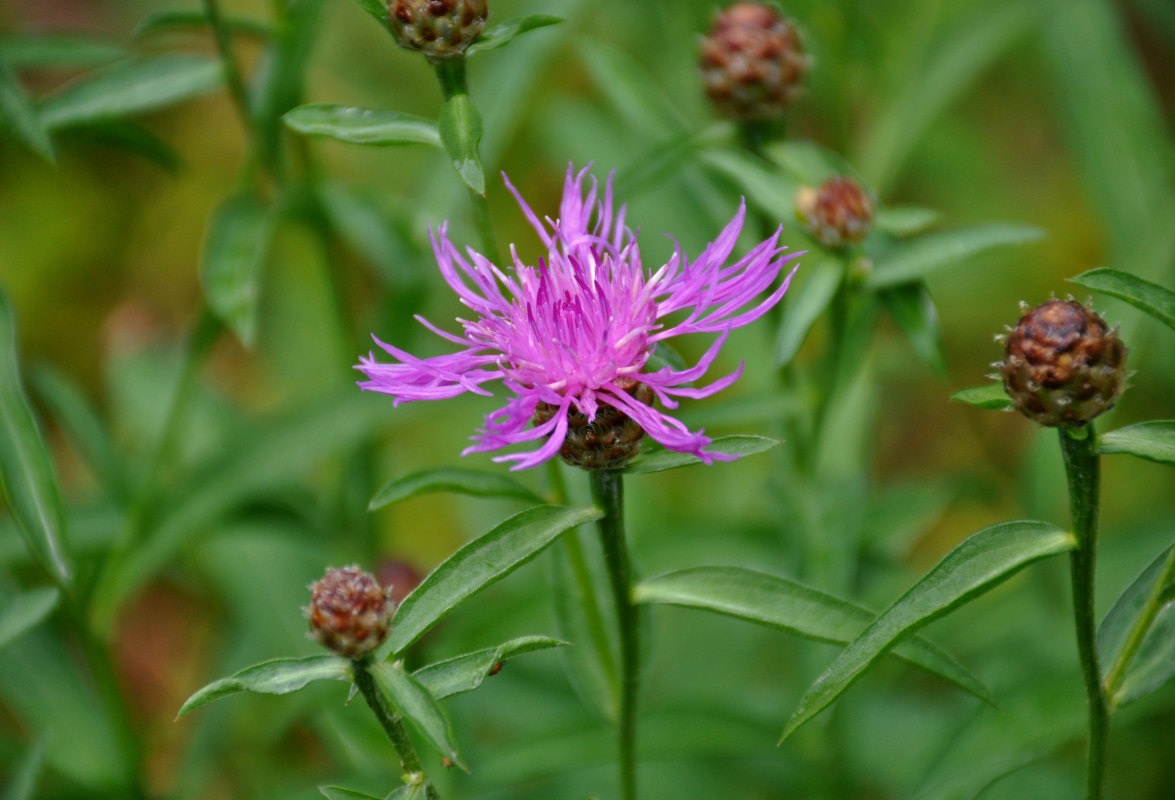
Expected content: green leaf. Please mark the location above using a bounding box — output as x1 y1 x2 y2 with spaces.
1069 267 1175 332
199 193 272 347
249 0 323 166
369 467 543 510
700 148 797 223
73 121 181 171
283 104 441 147
176 655 349 718
437 94 485 195
413 635 569 699
0 587 59 651
949 383 1013 411
372 662 465 769
381 505 602 656
39 54 223 130
0 290 72 586
634 567 992 704
0 60 54 160
349 0 388 25
1 738 45 800
775 257 840 366
765 139 856 185
466 15 563 55
874 206 943 238
1098 421 1175 467
781 521 1075 741
866 224 1045 289
0 35 126 70
1099 545 1175 708
879 282 948 376
133 10 270 39
624 435 779 475
318 788 384 800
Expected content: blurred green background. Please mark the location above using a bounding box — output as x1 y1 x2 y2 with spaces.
1 0 1174 798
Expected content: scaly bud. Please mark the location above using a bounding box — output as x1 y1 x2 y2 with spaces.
700 2 808 119
795 176 875 248
532 379 655 470
388 0 487 59
307 566 394 659
999 299 1127 427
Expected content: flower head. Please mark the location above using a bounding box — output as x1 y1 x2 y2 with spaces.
356 165 800 469
306 566 394 659
700 2 808 119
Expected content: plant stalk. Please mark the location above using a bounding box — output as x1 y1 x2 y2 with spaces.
1059 424 1109 800
589 469 638 800
352 657 440 799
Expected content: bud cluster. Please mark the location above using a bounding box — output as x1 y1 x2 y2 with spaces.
532 379 655 470
795 176 875 249
307 566 395 659
389 0 487 59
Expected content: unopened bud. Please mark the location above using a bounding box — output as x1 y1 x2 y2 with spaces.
795 177 875 248
532 379 654 470
999 299 1127 427
307 566 394 659
700 2 808 119
388 0 487 59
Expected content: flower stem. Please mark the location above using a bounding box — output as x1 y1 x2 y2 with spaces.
351 657 440 800
1058 424 1109 800
589 469 638 800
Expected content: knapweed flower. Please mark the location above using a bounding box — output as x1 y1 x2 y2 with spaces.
356 165 800 470
307 566 394 659
795 176 875 249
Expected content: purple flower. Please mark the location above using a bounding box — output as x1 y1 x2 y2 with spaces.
356 165 800 470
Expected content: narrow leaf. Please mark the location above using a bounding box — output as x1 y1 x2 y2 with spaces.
0 289 72 586
318 788 383 800
74 121 181 171
781 521 1075 741
1098 421 1175 467
39 54 223 130
1 738 45 800
879 282 948 376
775 257 840 366
466 15 563 55
624 435 779 474
1069 267 1175 332
382 505 602 656
874 206 943 237
177 655 349 718
1099 545 1175 708
0 35 125 69
866 224 1045 289
700 147 796 222
134 10 270 39
349 0 388 25
283 104 440 147
0 587 59 651
437 94 485 195
0 60 54 160
200 193 272 347
635 567 992 704
369 467 543 510
372 662 465 770
765 139 855 185
949 384 1013 411
413 635 569 699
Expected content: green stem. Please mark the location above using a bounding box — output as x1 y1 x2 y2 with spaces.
1059 424 1109 800
1104 545 1175 702
202 0 251 123
352 657 440 800
589 469 638 800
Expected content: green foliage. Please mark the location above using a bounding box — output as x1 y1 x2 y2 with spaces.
369 467 543 510
950 383 1014 411
372 661 465 769
1069 268 1175 332
200 193 273 347
466 16 564 56
623 435 779 474
438 94 486 195
0 588 59 651
1098 421 1175 467
865 224 1045 289
413 636 569 699
1099 545 1175 708
284 104 442 147
177 656 351 718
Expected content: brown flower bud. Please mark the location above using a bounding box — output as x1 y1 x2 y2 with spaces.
998 299 1127 427
795 177 875 248
388 0 487 59
307 566 394 659
532 379 655 470
700 2 808 119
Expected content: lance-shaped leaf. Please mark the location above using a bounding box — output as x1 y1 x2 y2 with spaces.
624 435 779 475
0 60 54 160
1099 545 1175 709
1069 267 1175 332
283 104 441 147
39 54 223 130
775 257 840 366
866 224 1044 289
874 206 942 237
781 521 1075 741
1098 421 1175 467
369 467 543 510
635 567 992 704
372 661 465 770
0 587 59 651
413 635 569 699
200 193 272 347
438 94 485 195
176 655 349 718
318 788 384 800
0 290 72 586
466 15 563 55
349 0 387 25
879 281 948 377
949 384 1013 411
2 738 45 800
133 10 270 39
0 34 126 69
381 505 602 657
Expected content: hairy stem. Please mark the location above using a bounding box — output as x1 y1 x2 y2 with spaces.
352 657 439 800
1059 424 1109 800
589 469 638 800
